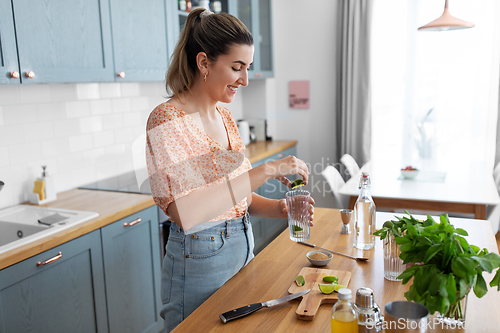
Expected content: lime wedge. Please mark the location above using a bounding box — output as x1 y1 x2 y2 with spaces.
318 283 347 294
322 276 339 284
291 179 304 189
295 275 305 287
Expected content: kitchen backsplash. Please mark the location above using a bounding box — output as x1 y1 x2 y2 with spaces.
0 82 244 209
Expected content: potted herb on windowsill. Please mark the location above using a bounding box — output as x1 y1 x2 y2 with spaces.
393 213 500 325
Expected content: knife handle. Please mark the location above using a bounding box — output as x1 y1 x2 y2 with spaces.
219 303 264 323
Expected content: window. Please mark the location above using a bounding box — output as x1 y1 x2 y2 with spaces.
371 0 500 172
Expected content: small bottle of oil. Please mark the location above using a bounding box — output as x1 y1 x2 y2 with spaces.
331 288 357 333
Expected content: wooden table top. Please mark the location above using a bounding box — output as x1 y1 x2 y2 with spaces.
173 208 500 332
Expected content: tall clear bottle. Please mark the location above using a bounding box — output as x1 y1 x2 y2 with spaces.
331 288 357 333
353 173 376 250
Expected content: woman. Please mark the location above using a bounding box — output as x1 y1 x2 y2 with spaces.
146 8 315 332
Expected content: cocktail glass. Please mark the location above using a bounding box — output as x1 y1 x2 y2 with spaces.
286 189 311 242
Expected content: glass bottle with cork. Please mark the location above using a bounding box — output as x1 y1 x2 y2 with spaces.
353 172 376 250
331 288 357 333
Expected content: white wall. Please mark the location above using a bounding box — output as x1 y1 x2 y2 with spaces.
253 0 340 208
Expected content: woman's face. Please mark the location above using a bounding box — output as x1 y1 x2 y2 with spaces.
207 44 254 104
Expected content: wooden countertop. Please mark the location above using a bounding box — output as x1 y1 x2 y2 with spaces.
0 189 155 270
173 208 500 332
245 140 297 164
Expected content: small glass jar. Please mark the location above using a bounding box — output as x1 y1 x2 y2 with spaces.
331 288 358 333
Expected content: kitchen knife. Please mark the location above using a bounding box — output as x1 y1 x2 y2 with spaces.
219 289 310 323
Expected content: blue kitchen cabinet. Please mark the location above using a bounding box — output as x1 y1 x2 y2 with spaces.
236 0 273 79
0 230 108 333
101 206 163 333
250 145 296 254
10 0 115 83
0 0 20 84
109 0 171 82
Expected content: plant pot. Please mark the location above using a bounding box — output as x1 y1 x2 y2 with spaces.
437 294 468 327
383 235 405 281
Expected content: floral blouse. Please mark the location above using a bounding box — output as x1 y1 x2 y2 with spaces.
146 102 251 224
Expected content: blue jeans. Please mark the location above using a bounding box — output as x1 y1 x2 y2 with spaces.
160 213 254 332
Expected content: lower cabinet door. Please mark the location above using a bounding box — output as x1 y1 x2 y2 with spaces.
0 230 108 333
101 206 162 333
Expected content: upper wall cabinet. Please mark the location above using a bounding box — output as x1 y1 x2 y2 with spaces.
236 0 273 79
109 0 170 82
173 0 273 79
0 0 19 84
6 0 115 84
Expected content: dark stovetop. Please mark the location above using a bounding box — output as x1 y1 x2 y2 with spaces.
78 170 152 195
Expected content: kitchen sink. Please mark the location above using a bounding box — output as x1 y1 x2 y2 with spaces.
0 205 98 254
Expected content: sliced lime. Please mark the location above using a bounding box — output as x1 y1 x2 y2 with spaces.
322 276 339 284
295 275 305 287
290 179 304 189
318 283 347 294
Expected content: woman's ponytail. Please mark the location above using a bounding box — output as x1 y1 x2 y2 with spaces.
166 8 253 98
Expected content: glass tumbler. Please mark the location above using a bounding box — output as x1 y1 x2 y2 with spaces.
286 189 310 242
383 235 405 281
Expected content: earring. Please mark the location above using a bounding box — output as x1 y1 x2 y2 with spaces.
204 74 207 82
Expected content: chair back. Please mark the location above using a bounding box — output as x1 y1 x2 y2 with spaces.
321 166 350 209
340 154 361 179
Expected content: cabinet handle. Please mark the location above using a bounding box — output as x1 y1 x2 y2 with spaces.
254 72 262 77
25 71 35 79
10 71 19 79
124 217 141 227
277 153 285 158
117 71 125 78
36 252 62 266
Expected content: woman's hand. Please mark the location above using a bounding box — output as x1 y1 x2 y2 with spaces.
265 155 309 188
277 196 315 226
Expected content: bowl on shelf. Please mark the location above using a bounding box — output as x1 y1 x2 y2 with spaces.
306 250 333 266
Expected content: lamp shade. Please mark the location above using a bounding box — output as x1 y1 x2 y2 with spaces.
418 0 474 31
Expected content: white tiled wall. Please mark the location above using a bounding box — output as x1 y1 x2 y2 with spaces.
0 82 167 209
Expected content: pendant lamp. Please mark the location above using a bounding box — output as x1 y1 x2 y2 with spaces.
418 0 474 31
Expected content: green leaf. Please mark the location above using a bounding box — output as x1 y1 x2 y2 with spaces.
451 257 476 278
399 265 419 284
455 228 468 236
458 278 469 299
471 254 499 273
446 274 457 303
455 236 469 252
424 244 442 263
406 222 417 237
429 273 446 296
400 242 414 253
395 236 411 244
473 273 488 298
490 269 500 291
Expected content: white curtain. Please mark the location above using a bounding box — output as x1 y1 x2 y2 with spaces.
371 0 500 172
335 0 373 176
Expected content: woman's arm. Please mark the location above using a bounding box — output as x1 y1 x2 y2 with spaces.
247 192 315 223
167 156 309 230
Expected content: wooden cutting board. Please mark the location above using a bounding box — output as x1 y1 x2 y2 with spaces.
288 267 351 321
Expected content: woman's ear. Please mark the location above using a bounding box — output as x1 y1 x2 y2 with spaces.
196 52 209 75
